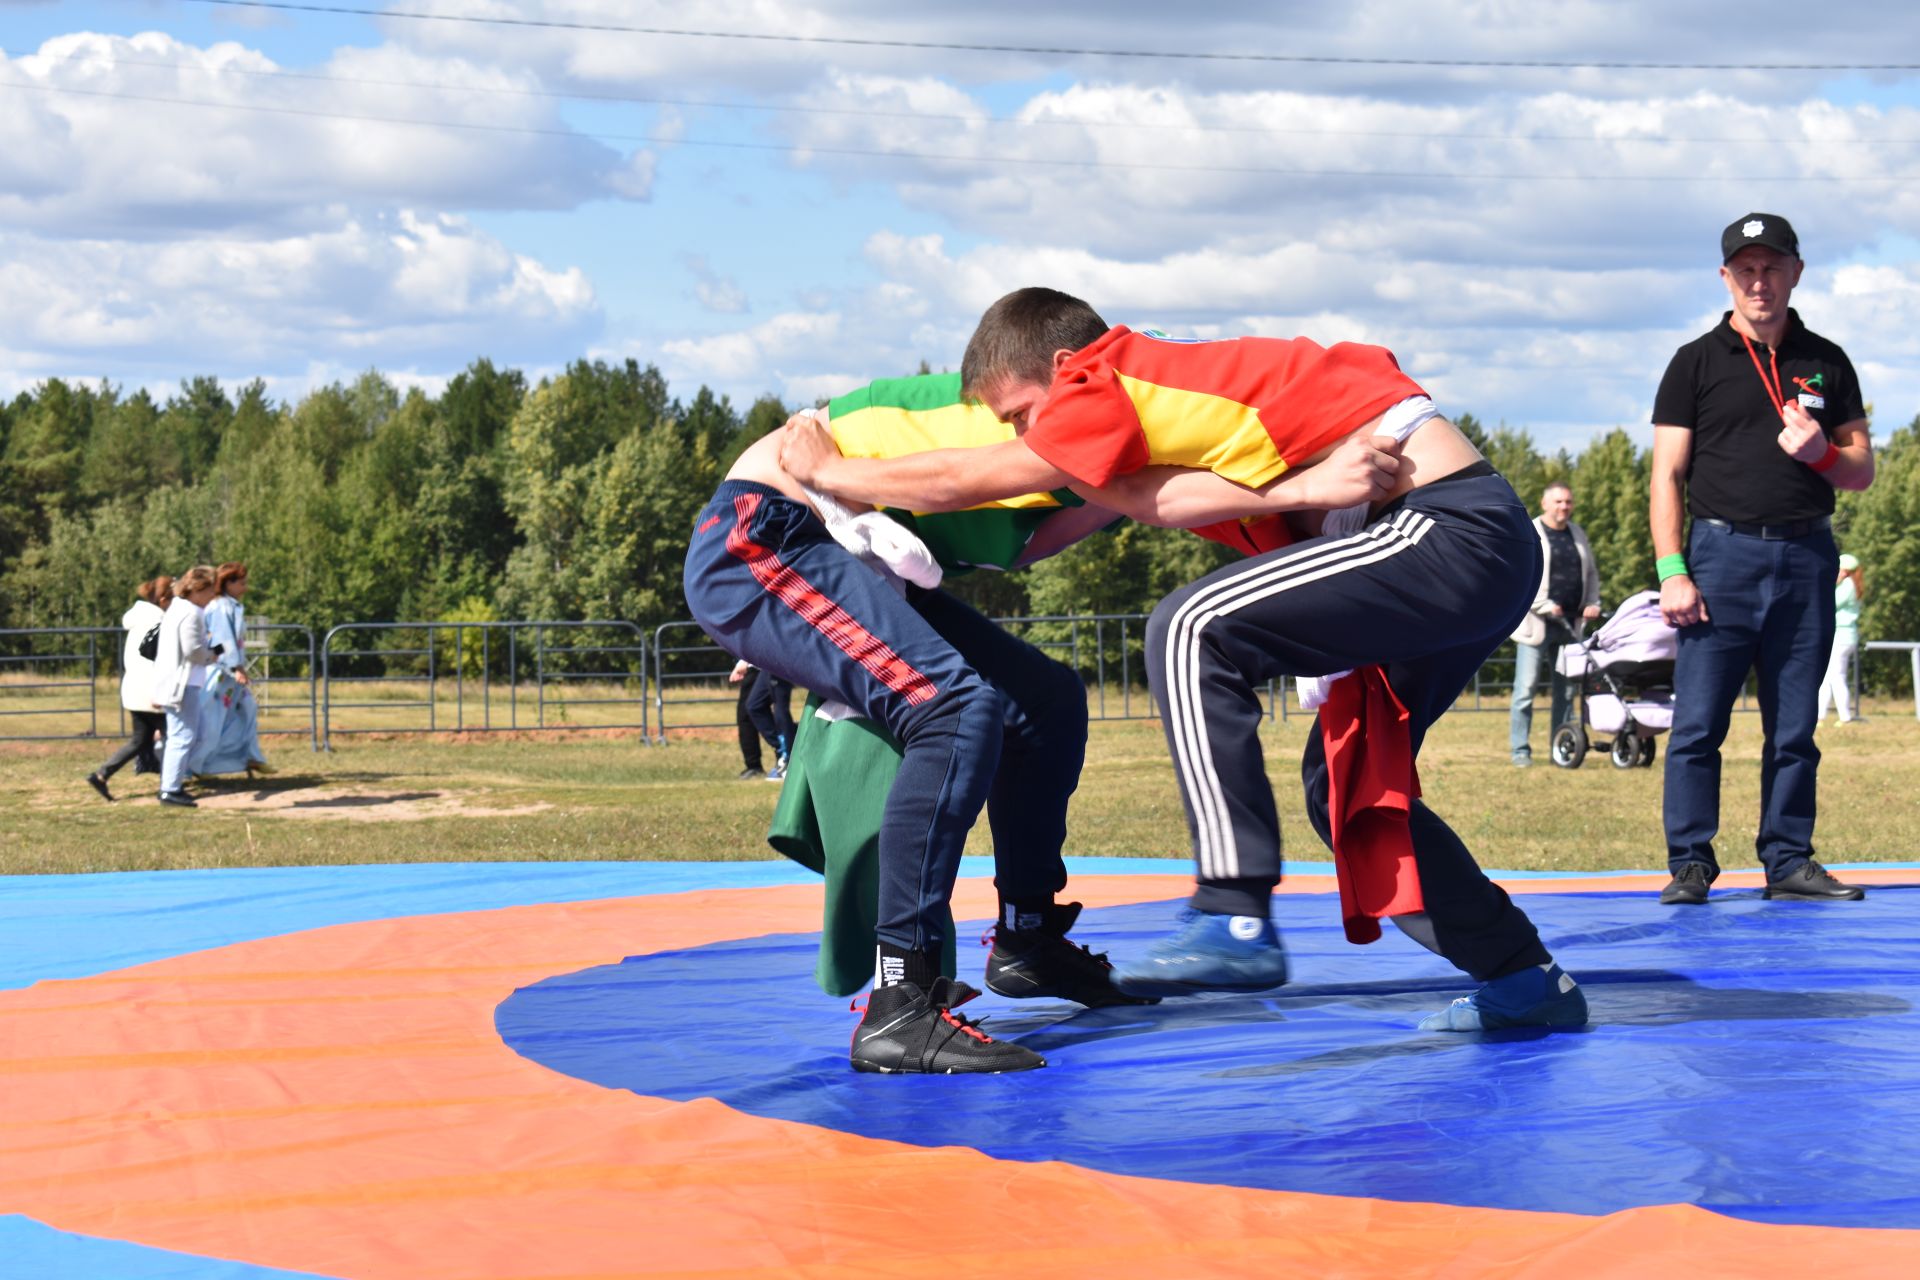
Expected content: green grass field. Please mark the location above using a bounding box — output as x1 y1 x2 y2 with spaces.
4 698 1913 877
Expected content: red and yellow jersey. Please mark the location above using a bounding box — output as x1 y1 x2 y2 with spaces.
1024 324 1427 492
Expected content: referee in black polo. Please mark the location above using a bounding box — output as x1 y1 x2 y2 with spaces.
1650 213 1877 906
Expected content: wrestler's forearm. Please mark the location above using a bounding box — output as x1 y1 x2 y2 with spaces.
1014 502 1122 567
807 440 1071 513
1082 466 1322 528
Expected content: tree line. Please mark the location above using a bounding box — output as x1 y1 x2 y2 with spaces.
2 360 1915 687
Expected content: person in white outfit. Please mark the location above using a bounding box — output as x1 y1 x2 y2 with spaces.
85 575 174 802
1817 552 1863 724
151 565 222 808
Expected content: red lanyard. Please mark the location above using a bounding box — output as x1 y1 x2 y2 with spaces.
1740 332 1786 413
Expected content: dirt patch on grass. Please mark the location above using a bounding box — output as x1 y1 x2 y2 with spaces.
192 789 553 823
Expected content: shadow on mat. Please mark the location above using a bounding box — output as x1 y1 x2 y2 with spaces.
1003 969 1911 1076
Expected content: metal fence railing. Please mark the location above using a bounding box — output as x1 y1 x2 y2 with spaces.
650 612 1293 740
0 623 318 748
7 617 1914 744
318 620 648 748
1865 641 1920 721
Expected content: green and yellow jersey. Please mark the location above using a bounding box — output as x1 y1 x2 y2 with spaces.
827 372 1080 573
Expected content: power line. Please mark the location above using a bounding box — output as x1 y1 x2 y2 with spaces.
65 54 1920 148
187 1 1920 71
8 75 1918 183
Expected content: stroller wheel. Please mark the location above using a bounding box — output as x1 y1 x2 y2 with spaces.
1551 724 1587 769
1610 733 1640 769
1637 736 1658 768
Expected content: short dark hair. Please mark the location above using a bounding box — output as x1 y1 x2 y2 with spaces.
960 288 1109 399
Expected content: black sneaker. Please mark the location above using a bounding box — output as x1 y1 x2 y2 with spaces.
158 790 198 808
737 766 763 781
850 977 1045 1074
1764 860 1866 901
1659 863 1712 905
85 773 114 802
985 902 1159 1007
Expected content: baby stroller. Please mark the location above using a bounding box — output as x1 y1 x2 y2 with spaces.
1550 590 1678 769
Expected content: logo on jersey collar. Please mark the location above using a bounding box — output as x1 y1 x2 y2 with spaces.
1743 219 1766 238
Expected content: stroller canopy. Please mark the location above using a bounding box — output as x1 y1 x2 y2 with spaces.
1556 590 1678 678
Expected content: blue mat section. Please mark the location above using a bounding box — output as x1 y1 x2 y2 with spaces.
10 857 1915 992
0 860 812 991
0 1216 335 1279
497 887 1920 1228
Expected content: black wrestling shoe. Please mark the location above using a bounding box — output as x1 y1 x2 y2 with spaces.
1764 860 1866 902
986 902 1159 1007
850 977 1045 1074
1659 863 1711 905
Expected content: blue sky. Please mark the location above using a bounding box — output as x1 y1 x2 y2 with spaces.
5 0 1920 450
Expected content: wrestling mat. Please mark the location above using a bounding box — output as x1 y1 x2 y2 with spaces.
3 857 1919 1279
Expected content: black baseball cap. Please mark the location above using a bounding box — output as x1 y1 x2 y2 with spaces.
1721 212 1799 262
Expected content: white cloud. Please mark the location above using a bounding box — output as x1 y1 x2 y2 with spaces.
0 31 650 237
659 310 840 382
0 212 600 385
680 253 749 314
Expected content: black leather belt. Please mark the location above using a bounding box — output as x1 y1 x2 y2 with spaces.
1698 515 1830 540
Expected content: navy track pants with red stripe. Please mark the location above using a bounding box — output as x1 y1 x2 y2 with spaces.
684 481 1079 953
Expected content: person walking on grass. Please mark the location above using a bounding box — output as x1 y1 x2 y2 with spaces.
1651 213 1877 906
85 576 173 802
191 562 273 778
152 565 222 809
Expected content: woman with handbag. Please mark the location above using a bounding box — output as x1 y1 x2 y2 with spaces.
84 576 173 802
152 565 222 808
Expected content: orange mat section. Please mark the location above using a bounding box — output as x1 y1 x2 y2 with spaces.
3 873 1916 1279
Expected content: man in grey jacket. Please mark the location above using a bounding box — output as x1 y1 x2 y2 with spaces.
1509 483 1601 765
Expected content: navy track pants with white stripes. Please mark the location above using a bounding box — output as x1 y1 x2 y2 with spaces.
1145 464 1553 981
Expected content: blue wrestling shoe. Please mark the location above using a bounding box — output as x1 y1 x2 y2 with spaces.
1418 963 1588 1032
1111 910 1289 997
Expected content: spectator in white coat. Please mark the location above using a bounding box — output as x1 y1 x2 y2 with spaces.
152 565 221 808
85 575 173 802
1508 483 1602 765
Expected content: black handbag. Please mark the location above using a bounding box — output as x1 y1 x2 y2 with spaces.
138 622 161 661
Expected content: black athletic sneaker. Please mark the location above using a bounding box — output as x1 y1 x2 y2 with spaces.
1659 863 1711 905
850 977 1044 1074
1764 859 1866 901
85 773 114 802
986 901 1159 1007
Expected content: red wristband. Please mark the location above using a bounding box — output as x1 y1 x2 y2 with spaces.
1808 442 1840 473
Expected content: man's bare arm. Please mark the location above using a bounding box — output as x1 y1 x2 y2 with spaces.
1079 434 1402 527
1650 425 1706 627
1013 502 1123 567
778 414 1072 512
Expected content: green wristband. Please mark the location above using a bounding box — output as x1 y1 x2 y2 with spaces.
1656 553 1690 582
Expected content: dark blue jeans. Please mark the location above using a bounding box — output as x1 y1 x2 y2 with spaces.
684 482 1076 951
1664 519 1838 879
